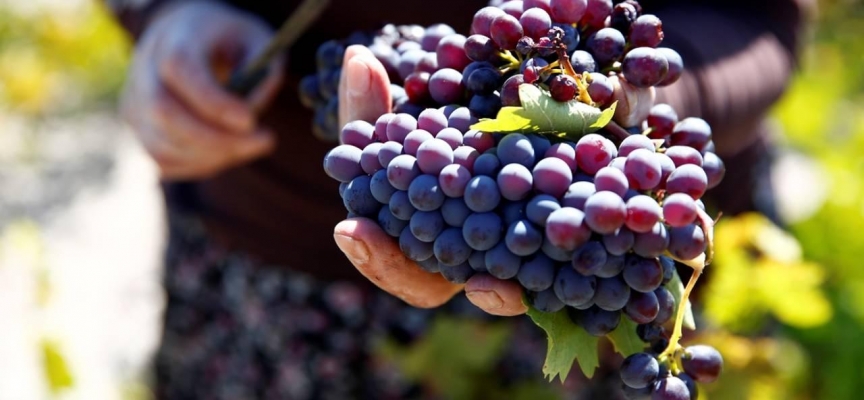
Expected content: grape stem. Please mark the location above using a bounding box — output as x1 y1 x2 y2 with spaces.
659 267 702 360
604 121 631 142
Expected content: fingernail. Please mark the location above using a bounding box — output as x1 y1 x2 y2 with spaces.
347 58 372 98
334 233 370 264
466 290 504 310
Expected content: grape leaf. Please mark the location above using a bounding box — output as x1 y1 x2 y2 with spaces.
470 85 616 137
525 303 599 382
667 269 697 330
606 317 644 357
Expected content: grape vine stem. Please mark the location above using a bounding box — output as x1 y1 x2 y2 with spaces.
659 268 702 360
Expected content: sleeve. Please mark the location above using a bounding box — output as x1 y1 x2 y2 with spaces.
651 0 816 156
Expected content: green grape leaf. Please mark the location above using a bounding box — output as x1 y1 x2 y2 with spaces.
606 317 644 357
668 269 697 330
41 339 74 394
470 85 616 138
526 302 599 382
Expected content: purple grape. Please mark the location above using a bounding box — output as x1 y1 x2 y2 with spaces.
545 142 577 171
660 255 675 284
656 47 684 87
629 14 663 48
340 120 375 148
663 192 697 227
408 174 445 211
498 163 534 201
500 0 525 18
416 52 439 74
473 153 502 176
681 345 724 383
323 145 363 183
398 50 426 81
464 175 502 212
593 276 630 311
528 135 552 163
370 169 397 204
417 256 440 273
609 156 627 172
417 108 448 135
500 199 527 225
584 191 627 234
620 352 659 389
678 373 699 399
464 130 495 154
404 71 431 103
533 157 573 198
486 242 522 279
374 113 394 142
632 222 669 258
549 74 579 102
572 240 608 275
602 227 634 256
416 138 454 175
387 154 421 190
666 164 708 200
434 228 472 266
378 206 408 237
524 0 552 13
562 181 596 210
545 207 592 251
595 253 625 278
623 255 663 293
505 219 543 256
670 117 712 151
570 50 597 74
665 146 704 167
517 254 556 291
668 224 706 260
653 376 691 400
656 152 675 189
702 152 726 189
553 267 596 306
654 286 675 324
542 236 573 262
472 6 507 36
622 47 669 88
647 103 678 139
441 197 472 227
403 129 434 156
439 164 472 198
378 141 404 167
386 114 418 143
625 148 662 190
587 72 613 106
462 212 504 251
576 133 617 175
448 107 476 132
359 142 384 175
342 175 379 216
465 34 498 62
619 134 656 157
498 133 536 168
586 28 625 66
453 146 480 172
468 250 487 272
501 74 525 107
594 166 629 197
439 261 476 283
399 226 433 261
469 92 503 118
466 67 501 95
410 210 445 242
574 306 621 336
529 288 566 312
421 24 456 52
389 190 416 221
490 13 524 50
429 68 465 105
550 0 587 23
436 34 471 71
526 194 561 226
625 194 662 233
521 7 553 40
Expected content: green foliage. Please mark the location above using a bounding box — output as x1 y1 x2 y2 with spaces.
525 303 599 382
41 339 74 394
667 268 696 331
606 317 644 357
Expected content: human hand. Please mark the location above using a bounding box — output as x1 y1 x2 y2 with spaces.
333 46 527 316
120 1 284 180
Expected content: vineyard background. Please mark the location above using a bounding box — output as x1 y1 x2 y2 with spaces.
0 0 860 399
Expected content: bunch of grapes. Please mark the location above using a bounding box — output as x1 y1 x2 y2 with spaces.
619 344 723 399
317 0 727 398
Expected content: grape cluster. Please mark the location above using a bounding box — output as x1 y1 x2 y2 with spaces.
619 344 723 400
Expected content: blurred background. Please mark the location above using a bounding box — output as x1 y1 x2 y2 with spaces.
0 0 861 399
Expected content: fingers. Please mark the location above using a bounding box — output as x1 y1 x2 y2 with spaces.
338 45 392 127
465 274 528 316
334 218 462 308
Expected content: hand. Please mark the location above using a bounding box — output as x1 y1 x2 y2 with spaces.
120 1 284 180
333 46 527 316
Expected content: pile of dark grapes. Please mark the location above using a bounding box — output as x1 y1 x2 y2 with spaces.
316 0 727 398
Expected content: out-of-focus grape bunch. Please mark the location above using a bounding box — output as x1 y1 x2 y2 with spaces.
317 0 727 398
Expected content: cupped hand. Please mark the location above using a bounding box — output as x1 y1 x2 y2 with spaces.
334 46 527 316
120 1 284 180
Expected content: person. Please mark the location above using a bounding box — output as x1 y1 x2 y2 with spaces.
108 0 812 398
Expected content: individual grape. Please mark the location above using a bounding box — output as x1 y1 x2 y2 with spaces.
549 74 579 102
587 72 614 106
399 226 434 261
342 175 379 216
603 227 634 256
553 23 580 52
624 291 660 324
636 323 664 342
464 130 496 154
473 153 502 177
527 135 551 164
702 152 726 189
653 376 690 400
619 135 656 157
625 149 662 190
415 139 453 175
620 352 660 389
681 345 723 383
574 306 621 336
360 142 384 175
466 67 501 95
497 133 536 168
370 169 397 204
670 117 712 151
374 114 395 142
378 207 409 237
323 145 363 183
499 0 525 18
418 108 448 135
497 163 534 201
397 49 426 80
629 14 663 48
447 107 476 132
584 191 627 234
518 254 556 291
434 228 473 266
608 156 627 172
441 198 472 227
468 250 487 272
610 0 641 32
500 74 525 107
526 194 561 226
472 6 507 36
677 373 699 399
485 242 522 279
545 207 592 251
389 190 416 221
586 28 626 66
622 385 652 400
490 13 524 50
451 147 478 173
403 129 435 156
529 288 566 312
338 182 348 198
570 50 597 74
542 236 573 262
408 174 446 211
524 0 552 13
647 103 678 139
572 241 608 275
404 71 432 103
506 219 543 256
593 275 630 311
625 195 662 233
387 154 422 191
576 134 617 175
469 93 503 118
415 52 439 74
378 141 404 167
623 256 663 293
633 222 669 258
410 210 446 242
316 40 344 70
340 120 375 149
298 75 323 108
622 47 669 88
594 167 629 197
396 40 422 54
550 0 587 23
653 286 675 325
656 47 684 86
532 157 573 198
428 68 465 105
439 261 475 283
668 224 706 260
436 34 471 71
666 164 708 200
464 176 503 213
462 212 504 251
435 165 469 198
465 34 498 62
596 253 625 278
553 267 596 306
580 0 613 30
499 199 528 225
663 193 697 227
562 181 597 210
665 147 703 170
520 7 553 40
387 114 418 143
416 256 440 273
659 255 675 284
421 23 457 51
545 142 577 171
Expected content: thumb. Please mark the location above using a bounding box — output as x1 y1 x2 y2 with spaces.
338 45 392 127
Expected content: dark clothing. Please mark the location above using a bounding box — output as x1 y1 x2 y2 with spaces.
107 0 809 283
